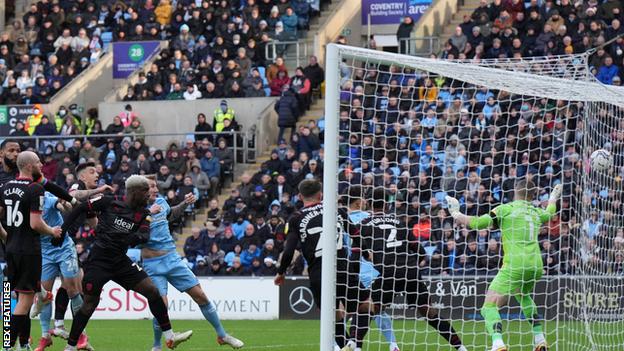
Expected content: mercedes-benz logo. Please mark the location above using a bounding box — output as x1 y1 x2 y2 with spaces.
289 286 314 314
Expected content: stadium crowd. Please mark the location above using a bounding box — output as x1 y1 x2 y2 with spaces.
433 0 624 85
0 0 327 104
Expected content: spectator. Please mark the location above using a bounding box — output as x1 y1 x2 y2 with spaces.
227 257 250 276
220 227 239 254
596 56 619 85
200 149 221 198
450 26 467 52
269 69 290 96
183 227 205 263
194 113 213 142
240 243 261 267
397 16 415 54
275 84 299 142
213 100 236 133
291 67 311 114
124 117 146 142
303 55 324 91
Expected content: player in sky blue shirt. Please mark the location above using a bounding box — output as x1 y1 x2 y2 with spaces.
142 177 244 351
33 192 92 350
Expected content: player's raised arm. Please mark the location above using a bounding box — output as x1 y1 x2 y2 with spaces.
539 184 562 223
446 195 495 229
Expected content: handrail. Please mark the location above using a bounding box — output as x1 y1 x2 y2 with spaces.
398 37 441 57
265 39 310 68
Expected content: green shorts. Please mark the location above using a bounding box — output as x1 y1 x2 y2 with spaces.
488 266 543 295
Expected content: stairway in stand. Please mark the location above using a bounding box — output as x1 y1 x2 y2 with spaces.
175 98 326 255
438 0 482 48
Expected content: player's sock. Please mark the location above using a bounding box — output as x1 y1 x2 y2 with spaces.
19 314 31 347
426 316 463 348
152 317 163 348
374 312 396 343
335 316 347 348
10 314 27 347
516 294 544 337
67 310 90 347
199 301 226 338
55 287 69 321
54 319 65 328
349 312 371 348
69 294 84 316
148 296 172 333
481 302 504 343
163 329 174 340
40 301 53 337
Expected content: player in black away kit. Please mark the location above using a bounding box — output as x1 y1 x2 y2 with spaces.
42 162 113 341
342 188 468 351
274 179 364 350
57 175 192 351
0 151 63 349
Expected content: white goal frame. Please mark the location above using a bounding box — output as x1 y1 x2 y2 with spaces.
319 43 624 351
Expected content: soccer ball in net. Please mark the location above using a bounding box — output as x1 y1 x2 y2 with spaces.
590 149 612 172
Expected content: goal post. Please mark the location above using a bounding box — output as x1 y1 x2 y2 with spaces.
320 43 341 351
320 43 624 351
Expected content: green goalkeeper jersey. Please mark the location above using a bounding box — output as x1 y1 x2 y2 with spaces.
479 200 556 269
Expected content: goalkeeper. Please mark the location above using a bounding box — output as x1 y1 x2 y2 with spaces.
446 179 561 351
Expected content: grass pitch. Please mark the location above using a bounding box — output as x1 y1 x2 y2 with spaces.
27 319 610 350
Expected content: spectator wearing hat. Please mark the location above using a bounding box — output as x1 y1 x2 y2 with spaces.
200 149 221 198
193 256 212 276
260 257 278 276
231 213 251 240
213 99 236 133
275 84 299 143
202 221 221 247
219 226 239 254
248 186 269 216
227 257 251 276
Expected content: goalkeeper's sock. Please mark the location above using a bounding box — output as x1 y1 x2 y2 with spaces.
426 316 463 348
481 302 504 343
199 301 226 338
374 312 396 343
515 294 544 337
40 301 53 337
152 317 163 348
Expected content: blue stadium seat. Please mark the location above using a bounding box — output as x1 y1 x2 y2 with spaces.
435 191 448 205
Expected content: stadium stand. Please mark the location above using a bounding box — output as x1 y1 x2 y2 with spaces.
3 0 623 279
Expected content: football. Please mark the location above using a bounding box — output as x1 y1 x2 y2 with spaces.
590 149 613 172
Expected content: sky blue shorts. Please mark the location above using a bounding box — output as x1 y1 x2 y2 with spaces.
41 244 80 282
142 251 199 296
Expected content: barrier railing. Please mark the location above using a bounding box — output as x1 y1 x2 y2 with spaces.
398 37 441 57
6 129 257 166
265 39 310 67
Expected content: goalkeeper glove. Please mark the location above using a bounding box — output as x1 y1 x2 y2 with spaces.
445 196 461 218
549 184 563 203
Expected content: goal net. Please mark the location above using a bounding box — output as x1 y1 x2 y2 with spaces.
320 44 624 351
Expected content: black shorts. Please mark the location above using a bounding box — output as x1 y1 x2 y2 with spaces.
6 253 41 293
371 268 429 307
82 253 148 296
308 264 368 314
